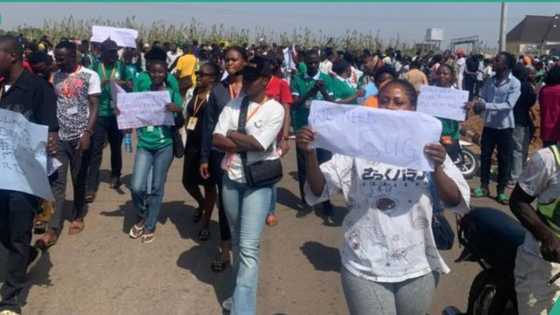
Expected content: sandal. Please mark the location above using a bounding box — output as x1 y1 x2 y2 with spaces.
68 220 85 235
35 230 58 250
129 224 144 239
211 251 231 273
198 228 210 241
141 231 155 244
192 207 203 223
85 193 96 204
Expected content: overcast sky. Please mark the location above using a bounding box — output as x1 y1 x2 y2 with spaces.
0 3 558 48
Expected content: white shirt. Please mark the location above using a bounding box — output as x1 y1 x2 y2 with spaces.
457 57 466 89
319 60 333 75
305 154 470 283
213 97 285 183
518 148 560 256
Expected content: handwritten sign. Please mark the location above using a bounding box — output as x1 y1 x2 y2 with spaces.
0 109 54 200
308 101 442 171
91 26 138 48
417 85 469 121
116 91 174 130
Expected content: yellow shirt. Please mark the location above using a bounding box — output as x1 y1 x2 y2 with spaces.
175 54 197 85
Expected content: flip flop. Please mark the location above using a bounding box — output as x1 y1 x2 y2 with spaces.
68 221 85 235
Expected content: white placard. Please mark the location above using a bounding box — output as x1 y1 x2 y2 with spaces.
0 109 54 200
116 91 174 130
417 85 469 122
308 101 442 171
91 26 138 48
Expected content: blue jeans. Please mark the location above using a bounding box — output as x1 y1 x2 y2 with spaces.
511 125 531 181
222 176 273 315
130 145 174 232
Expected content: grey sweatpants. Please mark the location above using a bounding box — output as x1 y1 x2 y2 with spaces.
341 267 438 315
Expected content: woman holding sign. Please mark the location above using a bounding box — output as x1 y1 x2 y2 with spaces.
128 51 183 244
296 80 470 315
433 64 463 166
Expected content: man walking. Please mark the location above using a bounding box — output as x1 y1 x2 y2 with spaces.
0 35 58 315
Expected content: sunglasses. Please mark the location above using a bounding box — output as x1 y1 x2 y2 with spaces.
196 71 215 77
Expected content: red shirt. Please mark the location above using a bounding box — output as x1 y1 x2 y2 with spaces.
539 84 560 142
266 76 293 107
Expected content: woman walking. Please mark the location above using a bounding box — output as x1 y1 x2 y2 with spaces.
213 57 285 314
297 80 470 315
128 52 183 243
182 63 221 241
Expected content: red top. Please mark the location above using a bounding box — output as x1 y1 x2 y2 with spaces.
266 76 293 107
539 84 560 142
22 60 33 73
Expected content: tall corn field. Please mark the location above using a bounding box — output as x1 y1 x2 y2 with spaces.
1 16 417 53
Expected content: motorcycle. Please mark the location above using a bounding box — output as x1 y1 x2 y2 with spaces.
450 207 526 315
457 140 479 180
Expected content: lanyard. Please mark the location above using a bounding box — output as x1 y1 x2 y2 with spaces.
246 97 269 122
0 84 4 102
192 92 209 117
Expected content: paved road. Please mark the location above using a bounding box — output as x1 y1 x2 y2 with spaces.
0 145 510 315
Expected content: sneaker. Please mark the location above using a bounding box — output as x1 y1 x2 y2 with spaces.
129 224 144 239
472 187 489 198
222 297 233 311
496 193 510 205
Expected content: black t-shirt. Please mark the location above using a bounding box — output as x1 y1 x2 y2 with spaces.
0 70 58 132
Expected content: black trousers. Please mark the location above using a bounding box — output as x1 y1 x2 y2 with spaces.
480 127 514 193
209 150 231 242
0 190 38 313
87 116 123 194
50 139 90 232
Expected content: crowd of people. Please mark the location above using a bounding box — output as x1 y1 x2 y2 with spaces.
1 32 560 315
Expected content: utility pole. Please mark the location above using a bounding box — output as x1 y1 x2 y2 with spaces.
498 2 507 52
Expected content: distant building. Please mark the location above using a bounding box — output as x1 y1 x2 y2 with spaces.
507 14 560 55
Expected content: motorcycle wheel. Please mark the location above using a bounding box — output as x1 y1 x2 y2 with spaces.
459 147 478 180
467 270 517 315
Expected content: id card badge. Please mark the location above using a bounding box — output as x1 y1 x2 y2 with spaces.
147 126 155 132
186 117 198 131
67 106 78 115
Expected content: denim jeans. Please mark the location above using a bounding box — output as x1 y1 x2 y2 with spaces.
50 139 90 232
0 191 39 313
87 115 123 194
341 267 438 315
511 125 531 181
130 145 173 232
222 176 273 315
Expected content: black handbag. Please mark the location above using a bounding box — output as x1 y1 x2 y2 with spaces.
429 174 455 250
172 112 185 159
238 96 283 188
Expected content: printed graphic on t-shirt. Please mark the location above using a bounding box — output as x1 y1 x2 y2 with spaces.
54 70 93 141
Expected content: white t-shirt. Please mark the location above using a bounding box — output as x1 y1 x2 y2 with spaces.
305 154 470 283
213 97 285 183
518 148 560 256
